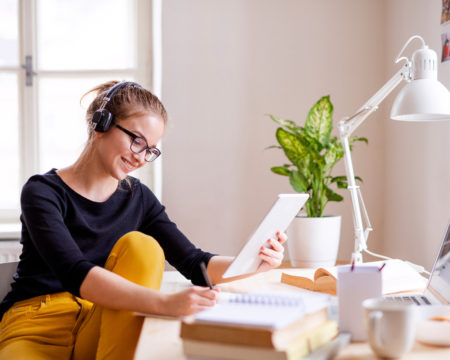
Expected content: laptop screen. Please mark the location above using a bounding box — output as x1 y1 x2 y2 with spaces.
428 222 450 303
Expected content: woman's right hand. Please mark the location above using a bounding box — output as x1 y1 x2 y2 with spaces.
160 286 217 316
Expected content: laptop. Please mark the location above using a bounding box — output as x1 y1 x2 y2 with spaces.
387 221 450 305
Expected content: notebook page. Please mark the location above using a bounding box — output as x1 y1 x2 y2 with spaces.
379 259 427 294
193 291 330 329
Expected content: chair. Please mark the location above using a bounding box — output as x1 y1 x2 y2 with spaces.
0 261 18 300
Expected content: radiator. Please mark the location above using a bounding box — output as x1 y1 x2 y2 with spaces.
0 241 22 263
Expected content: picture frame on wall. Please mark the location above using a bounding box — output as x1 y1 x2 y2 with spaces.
441 30 450 63
442 0 450 24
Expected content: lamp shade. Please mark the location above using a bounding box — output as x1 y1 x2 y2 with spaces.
391 45 450 121
391 78 450 121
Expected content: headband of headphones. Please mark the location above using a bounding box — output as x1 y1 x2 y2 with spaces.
91 81 141 132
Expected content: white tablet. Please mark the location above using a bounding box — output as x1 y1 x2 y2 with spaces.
222 193 309 278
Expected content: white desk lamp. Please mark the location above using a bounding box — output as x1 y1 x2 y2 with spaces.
339 35 450 264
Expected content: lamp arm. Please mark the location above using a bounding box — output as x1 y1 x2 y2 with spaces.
340 63 410 137
338 62 411 263
341 136 367 263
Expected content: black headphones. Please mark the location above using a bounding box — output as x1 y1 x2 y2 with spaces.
91 81 141 132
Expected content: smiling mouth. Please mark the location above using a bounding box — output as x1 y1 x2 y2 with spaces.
122 157 138 171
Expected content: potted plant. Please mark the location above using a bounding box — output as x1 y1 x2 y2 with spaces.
268 95 366 267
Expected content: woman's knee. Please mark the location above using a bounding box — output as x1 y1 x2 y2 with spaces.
118 231 164 261
108 231 165 278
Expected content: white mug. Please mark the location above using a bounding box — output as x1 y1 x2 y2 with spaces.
363 297 417 358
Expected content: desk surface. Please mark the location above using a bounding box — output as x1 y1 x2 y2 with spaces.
133 269 450 360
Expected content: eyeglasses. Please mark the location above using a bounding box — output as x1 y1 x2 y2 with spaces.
115 124 161 162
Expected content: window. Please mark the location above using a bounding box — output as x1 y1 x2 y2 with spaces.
0 0 160 235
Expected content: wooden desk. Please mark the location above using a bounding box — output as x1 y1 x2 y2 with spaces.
133 270 450 360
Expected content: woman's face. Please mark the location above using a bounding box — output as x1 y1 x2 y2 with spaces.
96 112 165 181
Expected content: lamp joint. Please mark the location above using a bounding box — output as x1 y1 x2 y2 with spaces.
400 62 413 81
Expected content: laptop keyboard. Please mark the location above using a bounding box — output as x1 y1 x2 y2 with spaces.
386 295 431 306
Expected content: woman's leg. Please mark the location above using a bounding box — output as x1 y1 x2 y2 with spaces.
73 231 165 360
0 292 90 360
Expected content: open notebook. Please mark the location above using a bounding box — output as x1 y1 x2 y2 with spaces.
281 259 427 296
192 291 330 329
280 221 450 306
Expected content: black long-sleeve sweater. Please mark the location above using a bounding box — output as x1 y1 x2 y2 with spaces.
0 169 213 319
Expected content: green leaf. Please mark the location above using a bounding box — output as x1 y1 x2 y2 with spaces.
265 145 282 150
336 181 348 189
331 175 363 183
349 136 368 145
267 95 367 217
269 115 309 145
289 170 308 193
295 156 312 180
271 166 291 176
297 128 323 152
276 128 307 165
269 115 301 134
305 95 333 146
330 176 347 183
326 187 344 202
331 175 363 189
323 148 338 172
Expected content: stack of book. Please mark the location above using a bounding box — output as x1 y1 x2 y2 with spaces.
180 291 337 360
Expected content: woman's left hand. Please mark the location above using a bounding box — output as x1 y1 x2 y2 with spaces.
256 231 287 273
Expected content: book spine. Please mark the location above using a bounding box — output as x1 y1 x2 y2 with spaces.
180 309 328 349
180 322 274 348
285 320 338 359
182 321 338 360
183 340 287 360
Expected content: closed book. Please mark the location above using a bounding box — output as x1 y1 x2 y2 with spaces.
183 320 338 360
181 307 328 349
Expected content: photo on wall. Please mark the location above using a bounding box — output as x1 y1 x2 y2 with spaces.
442 0 450 24
441 30 450 63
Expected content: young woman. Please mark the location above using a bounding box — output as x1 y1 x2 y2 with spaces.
0 81 287 360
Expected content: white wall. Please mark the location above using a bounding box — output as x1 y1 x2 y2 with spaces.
383 0 450 270
160 0 450 271
161 0 386 261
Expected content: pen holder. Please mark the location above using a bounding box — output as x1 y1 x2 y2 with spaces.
337 265 382 341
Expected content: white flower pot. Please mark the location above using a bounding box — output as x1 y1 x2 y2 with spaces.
287 215 341 268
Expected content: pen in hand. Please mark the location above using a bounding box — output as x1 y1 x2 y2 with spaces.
200 261 214 289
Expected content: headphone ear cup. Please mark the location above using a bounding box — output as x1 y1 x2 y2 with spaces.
92 109 113 132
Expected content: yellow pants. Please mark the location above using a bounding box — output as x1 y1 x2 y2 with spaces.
0 231 165 360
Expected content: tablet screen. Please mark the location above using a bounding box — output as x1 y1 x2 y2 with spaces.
222 193 308 278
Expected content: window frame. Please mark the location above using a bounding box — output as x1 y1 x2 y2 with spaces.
0 0 162 238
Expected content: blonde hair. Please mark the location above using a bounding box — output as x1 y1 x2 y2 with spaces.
81 80 167 138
